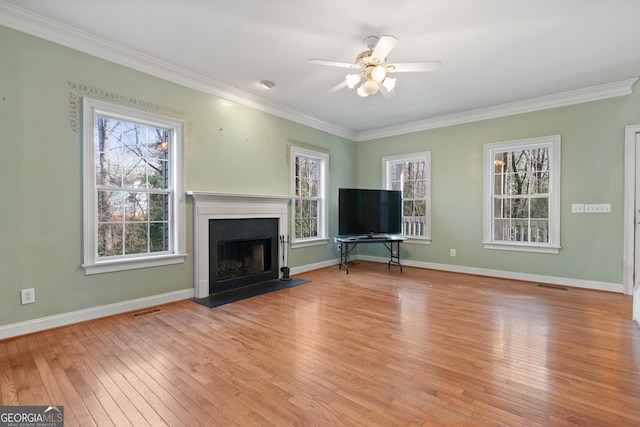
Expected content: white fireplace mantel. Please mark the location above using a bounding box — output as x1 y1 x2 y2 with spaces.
187 191 290 298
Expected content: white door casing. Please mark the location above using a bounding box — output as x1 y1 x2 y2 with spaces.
623 125 640 324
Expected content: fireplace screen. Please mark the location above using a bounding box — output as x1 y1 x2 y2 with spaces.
217 238 271 281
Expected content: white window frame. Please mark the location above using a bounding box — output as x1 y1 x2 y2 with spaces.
290 146 329 248
382 152 432 243
82 97 186 274
483 135 561 254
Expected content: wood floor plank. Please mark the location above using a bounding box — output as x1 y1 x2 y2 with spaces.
1 262 640 426
0 343 19 406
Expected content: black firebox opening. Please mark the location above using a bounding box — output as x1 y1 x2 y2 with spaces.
209 218 279 294
217 237 271 281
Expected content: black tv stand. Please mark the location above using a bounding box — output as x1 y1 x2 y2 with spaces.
336 236 404 274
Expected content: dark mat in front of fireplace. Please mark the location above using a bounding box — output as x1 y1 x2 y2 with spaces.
191 277 310 308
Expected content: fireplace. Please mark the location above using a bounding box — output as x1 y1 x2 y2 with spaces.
188 192 290 298
209 218 279 293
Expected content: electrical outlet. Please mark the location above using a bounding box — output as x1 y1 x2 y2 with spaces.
21 288 35 305
450 249 456 257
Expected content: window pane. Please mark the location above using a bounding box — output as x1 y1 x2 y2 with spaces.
98 190 123 223
124 223 148 255
494 198 505 219
493 219 507 240
294 197 319 239
494 153 507 174
309 218 318 238
531 219 549 242
98 222 123 257
511 198 529 218
403 180 415 197
414 180 427 198
150 222 168 252
505 172 521 195
391 163 404 181
149 193 168 221
414 200 426 216
148 158 168 189
530 197 548 219
531 172 549 194
295 156 319 198
125 192 148 221
402 200 410 216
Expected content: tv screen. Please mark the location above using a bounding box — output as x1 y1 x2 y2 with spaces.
338 188 402 236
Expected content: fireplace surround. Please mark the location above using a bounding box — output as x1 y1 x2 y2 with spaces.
187 192 290 298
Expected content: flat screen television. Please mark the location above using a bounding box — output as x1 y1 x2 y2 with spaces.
338 188 402 237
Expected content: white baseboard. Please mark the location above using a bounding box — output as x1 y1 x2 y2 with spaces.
0 289 194 341
356 255 625 293
2 256 627 341
289 259 338 275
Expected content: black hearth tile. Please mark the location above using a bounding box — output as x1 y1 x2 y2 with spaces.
191 277 310 308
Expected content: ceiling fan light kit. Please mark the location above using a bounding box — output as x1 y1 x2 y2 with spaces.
360 78 380 96
310 35 441 99
346 73 361 88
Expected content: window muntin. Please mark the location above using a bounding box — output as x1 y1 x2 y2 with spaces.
483 135 560 253
83 98 186 274
383 152 431 241
291 147 328 245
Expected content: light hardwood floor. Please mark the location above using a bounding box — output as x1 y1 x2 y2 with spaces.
1 262 639 426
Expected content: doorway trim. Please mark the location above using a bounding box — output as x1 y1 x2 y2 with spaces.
623 124 640 297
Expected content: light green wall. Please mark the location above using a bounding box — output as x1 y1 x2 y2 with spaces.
0 26 355 326
356 88 640 284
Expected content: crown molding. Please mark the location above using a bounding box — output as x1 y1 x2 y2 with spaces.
0 1 357 141
356 78 638 141
1 1 635 144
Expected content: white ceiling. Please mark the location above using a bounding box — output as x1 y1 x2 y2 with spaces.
3 0 640 140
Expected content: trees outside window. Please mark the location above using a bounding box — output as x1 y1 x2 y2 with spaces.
483 135 561 253
383 152 431 242
291 147 328 245
83 98 186 274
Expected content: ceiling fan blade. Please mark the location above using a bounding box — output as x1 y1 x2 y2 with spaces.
371 35 398 63
387 61 442 73
309 58 357 69
328 80 348 93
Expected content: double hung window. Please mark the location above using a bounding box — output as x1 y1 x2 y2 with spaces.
483 135 561 253
383 152 431 242
291 146 328 246
82 98 186 274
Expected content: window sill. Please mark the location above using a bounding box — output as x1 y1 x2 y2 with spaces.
403 237 431 245
482 242 560 254
291 238 329 249
82 253 187 275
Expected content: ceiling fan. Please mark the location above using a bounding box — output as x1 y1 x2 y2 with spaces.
309 35 442 98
